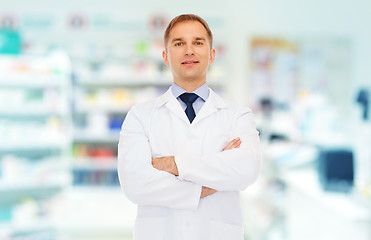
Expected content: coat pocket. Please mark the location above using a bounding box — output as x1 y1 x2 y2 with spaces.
209 221 244 240
133 217 164 240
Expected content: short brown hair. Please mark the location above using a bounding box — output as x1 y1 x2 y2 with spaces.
164 14 213 48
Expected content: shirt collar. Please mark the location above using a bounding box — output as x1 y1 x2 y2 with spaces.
171 82 209 102
156 86 227 109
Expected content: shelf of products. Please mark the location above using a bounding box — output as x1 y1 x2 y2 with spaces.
68 41 162 188
0 51 72 240
0 184 63 205
71 142 119 187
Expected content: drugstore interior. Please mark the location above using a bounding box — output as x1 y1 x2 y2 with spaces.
0 0 371 239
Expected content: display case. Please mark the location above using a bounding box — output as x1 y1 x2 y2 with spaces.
70 53 167 188
0 51 72 240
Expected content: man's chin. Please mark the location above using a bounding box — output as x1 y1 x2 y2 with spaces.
180 75 204 82
179 72 207 80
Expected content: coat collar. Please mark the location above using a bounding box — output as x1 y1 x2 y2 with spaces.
155 86 228 125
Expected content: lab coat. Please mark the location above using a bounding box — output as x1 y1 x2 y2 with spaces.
118 87 261 240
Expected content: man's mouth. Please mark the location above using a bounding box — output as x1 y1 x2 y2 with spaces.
181 60 199 65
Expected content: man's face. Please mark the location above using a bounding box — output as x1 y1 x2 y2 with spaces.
162 21 215 83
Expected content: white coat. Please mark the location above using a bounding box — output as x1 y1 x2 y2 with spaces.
118 87 261 240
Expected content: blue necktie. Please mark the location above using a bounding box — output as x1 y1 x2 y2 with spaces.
179 93 198 123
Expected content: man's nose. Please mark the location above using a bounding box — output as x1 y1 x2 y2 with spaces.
185 44 194 55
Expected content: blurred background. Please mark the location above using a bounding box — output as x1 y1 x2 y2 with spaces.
0 0 370 239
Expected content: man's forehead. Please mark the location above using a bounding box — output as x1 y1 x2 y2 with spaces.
169 21 208 37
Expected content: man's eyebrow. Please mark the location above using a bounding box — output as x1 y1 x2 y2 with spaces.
195 37 206 41
171 38 183 43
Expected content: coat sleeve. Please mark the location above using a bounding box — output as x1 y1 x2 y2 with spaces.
117 106 202 210
174 107 262 191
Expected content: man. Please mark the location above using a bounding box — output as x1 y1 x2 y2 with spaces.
118 14 261 240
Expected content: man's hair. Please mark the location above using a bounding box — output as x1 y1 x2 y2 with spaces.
164 14 213 48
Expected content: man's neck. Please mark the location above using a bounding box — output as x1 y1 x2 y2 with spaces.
174 79 206 93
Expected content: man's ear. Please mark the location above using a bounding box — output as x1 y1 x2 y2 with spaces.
209 48 216 65
162 49 170 66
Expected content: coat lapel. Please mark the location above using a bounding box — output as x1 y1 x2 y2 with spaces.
156 87 190 124
155 87 228 125
192 88 228 125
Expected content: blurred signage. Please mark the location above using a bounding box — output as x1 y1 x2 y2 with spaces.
22 15 54 30
68 14 88 30
0 28 21 54
0 14 18 29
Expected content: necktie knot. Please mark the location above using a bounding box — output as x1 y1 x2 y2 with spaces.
179 93 198 104
179 93 198 123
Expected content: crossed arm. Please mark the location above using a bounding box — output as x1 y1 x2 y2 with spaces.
152 137 242 198
118 106 261 210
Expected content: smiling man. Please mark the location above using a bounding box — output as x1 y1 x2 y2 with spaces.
162 19 215 91
118 14 261 240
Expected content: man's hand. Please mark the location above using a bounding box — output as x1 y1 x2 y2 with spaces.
200 186 217 198
152 156 179 176
223 137 241 151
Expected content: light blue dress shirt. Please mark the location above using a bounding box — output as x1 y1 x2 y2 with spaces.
171 82 209 114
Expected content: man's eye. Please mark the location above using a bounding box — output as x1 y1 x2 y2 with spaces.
195 42 203 45
175 42 182 46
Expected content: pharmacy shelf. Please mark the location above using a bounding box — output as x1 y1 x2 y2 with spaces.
73 159 117 171
0 52 72 236
0 142 68 152
0 149 64 159
73 131 120 143
0 76 68 88
72 171 119 187
73 157 117 162
0 109 67 116
77 78 172 87
72 165 117 171
74 106 130 114
0 183 64 205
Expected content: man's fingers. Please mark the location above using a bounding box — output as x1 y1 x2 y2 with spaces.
223 137 241 151
201 186 217 199
223 139 236 150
